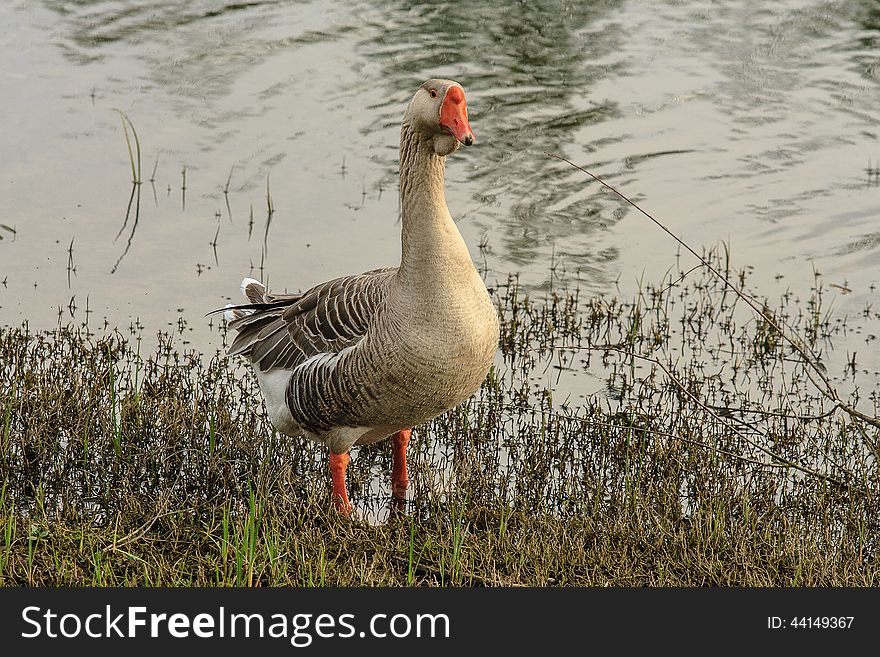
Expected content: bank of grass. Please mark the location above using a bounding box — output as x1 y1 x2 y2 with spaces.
1 250 878 585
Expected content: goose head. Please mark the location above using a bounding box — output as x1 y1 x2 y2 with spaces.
405 79 475 157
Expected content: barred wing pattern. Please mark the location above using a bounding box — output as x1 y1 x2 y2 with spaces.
226 268 396 374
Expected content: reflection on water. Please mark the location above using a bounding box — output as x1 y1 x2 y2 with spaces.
359 0 629 274
1 0 880 382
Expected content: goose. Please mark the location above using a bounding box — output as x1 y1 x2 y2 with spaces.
218 79 499 514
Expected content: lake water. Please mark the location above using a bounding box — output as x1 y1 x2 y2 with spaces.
2 0 879 386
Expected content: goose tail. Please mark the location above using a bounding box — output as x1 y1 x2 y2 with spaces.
221 278 266 322
240 277 267 304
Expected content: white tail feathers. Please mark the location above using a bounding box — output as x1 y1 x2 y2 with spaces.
240 277 266 304
222 279 267 323
223 303 246 323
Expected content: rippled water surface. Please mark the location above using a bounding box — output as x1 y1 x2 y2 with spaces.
2 0 880 381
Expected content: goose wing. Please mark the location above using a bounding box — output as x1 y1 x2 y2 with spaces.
225 268 396 372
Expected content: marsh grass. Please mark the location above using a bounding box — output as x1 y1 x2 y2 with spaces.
111 110 144 274
0 250 878 586
112 109 141 185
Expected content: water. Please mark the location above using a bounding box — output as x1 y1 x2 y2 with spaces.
2 0 879 386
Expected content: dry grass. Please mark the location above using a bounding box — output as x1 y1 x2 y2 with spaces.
1 248 878 585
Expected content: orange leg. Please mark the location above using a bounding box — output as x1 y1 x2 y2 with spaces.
329 451 352 515
391 428 412 504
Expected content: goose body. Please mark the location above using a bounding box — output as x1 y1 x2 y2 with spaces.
221 80 499 512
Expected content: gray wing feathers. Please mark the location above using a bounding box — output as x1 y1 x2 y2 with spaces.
227 268 395 373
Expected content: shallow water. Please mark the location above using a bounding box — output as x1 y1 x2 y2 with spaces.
2 0 879 389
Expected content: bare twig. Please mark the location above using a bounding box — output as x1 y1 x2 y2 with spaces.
545 151 880 431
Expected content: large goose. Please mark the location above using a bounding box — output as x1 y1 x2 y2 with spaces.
219 79 499 514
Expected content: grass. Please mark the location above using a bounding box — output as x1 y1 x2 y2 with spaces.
112 109 141 185
0 248 878 586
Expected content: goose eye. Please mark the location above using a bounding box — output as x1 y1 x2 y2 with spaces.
429 89 437 98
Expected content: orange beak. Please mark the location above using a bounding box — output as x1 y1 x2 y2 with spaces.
439 85 475 146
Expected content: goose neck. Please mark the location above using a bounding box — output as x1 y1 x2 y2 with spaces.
397 122 466 285
398 122 447 221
